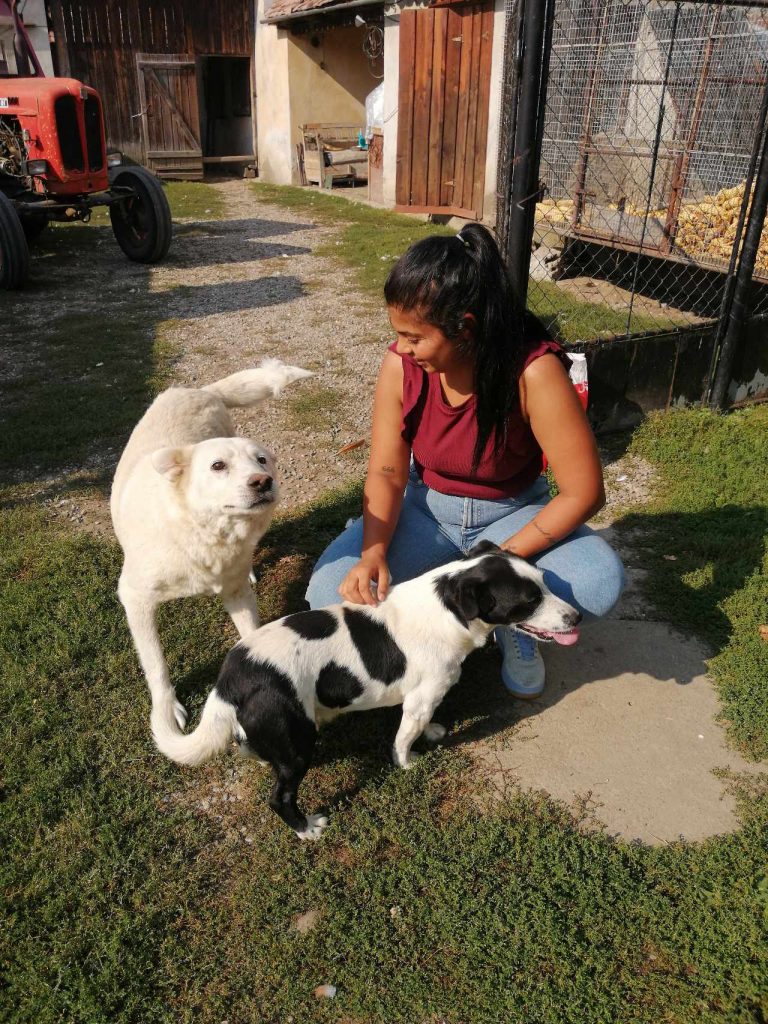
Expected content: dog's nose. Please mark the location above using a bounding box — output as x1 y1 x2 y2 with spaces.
571 610 583 626
247 474 273 493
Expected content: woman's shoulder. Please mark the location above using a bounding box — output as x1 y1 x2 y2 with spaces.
521 331 571 375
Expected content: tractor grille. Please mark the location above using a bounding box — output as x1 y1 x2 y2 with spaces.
54 95 83 172
84 95 104 172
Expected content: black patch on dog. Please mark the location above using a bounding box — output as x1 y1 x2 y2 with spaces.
435 556 543 628
465 540 501 559
342 607 406 685
316 661 364 708
216 645 318 834
283 609 338 640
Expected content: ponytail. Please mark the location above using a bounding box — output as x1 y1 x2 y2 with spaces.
384 223 547 472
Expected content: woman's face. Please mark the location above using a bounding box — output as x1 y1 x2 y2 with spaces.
388 306 471 374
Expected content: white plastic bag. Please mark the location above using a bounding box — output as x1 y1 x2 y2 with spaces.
365 83 384 140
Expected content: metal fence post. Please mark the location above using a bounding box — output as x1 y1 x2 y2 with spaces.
708 72 768 410
497 0 556 302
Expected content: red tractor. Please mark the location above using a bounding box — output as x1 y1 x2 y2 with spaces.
0 0 172 288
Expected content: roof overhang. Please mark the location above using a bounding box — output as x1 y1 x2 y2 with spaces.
263 0 384 27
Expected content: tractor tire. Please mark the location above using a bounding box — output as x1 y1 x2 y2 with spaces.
0 191 30 289
20 212 49 243
109 166 172 264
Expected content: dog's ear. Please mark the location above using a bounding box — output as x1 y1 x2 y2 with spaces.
466 540 501 559
436 572 480 628
151 446 188 481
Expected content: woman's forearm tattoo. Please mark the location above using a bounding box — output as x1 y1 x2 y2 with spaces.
532 519 556 541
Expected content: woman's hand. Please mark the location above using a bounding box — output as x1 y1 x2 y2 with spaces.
339 553 391 606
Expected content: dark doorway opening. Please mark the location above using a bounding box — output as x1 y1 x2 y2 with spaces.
198 55 255 172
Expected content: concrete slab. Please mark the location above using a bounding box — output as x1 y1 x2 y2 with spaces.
470 620 759 845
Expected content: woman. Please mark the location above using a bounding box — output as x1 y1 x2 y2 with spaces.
306 224 625 698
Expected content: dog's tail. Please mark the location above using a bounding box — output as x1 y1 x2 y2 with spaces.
151 690 237 766
201 359 313 408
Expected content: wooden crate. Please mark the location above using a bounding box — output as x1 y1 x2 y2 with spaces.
301 123 368 189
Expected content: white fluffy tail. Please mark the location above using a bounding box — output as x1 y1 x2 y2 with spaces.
202 358 313 408
152 690 237 766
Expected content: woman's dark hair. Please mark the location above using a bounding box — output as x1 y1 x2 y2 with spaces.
383 223 548 472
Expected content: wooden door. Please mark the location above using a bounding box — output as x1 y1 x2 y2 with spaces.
396 3 494 219
136 54 203 180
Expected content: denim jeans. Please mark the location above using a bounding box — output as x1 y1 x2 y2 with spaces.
306 469 625 626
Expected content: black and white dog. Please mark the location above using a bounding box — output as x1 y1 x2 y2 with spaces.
152 542 580 839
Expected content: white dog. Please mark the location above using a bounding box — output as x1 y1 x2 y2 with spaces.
111 359 312 737
151 542 581 839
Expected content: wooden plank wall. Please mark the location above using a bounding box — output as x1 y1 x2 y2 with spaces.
51 0 254 162
396 3 494 218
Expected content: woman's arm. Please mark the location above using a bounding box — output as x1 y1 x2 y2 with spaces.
500 354 605 559
339 351 411 606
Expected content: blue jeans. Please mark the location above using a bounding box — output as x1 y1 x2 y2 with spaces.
306 470 626 627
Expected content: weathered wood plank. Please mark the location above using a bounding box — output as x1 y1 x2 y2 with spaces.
396 9 418 206
426 6 448 207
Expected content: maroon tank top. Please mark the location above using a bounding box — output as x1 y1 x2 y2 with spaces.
389 338 570 499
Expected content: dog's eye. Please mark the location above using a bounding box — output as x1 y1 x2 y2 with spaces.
211 461 226 472
257 456 267 466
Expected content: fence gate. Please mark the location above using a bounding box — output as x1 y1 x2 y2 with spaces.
136 54 204 180
396 3 494 219
497 0 768 407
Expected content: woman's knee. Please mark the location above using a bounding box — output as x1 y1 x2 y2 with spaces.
305 520 363 609
539 532 626 620
305 563 346 609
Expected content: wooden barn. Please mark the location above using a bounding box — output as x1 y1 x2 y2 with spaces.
48 0 256 179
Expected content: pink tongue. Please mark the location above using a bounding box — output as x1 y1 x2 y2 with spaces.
551 629 580 646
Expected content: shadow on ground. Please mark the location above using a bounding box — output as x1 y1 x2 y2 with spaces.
0 213 314 484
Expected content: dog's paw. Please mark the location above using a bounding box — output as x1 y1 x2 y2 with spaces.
296 814 329 841
423 722 447 743
392 747 419 770
173 700 188 730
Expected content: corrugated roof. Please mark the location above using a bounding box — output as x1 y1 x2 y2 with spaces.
264 0 380 24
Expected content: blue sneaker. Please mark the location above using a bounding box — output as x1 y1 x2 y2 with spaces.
495 628 545 699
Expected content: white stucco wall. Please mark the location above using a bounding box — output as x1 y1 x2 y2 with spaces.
382 5 399 206
0 0 54 77
483 0 506 226
255 0 295 182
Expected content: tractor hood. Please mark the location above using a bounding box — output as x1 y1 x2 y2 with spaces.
0 77 92 118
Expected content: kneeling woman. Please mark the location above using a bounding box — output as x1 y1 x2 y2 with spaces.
306 224 625 698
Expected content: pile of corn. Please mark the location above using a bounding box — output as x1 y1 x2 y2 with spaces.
675 182 768 272
536 198 575 225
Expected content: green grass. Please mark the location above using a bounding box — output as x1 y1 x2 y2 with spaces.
284 382 347 437
2 407 768 1022
621 406 768 759
0 309 178 481
530 281 684 343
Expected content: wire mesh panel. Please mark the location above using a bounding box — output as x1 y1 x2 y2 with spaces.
525 0 768 344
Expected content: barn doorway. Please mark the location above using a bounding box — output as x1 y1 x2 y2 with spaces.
198 55 256 173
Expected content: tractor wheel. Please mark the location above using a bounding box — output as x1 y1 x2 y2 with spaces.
20 212 49 243
0 191 30 289
109 166 172 263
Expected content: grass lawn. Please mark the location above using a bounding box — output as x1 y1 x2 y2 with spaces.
2 405 767 1023
2 187 766 1022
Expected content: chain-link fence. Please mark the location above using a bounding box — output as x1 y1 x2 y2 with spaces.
514 0 768 345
